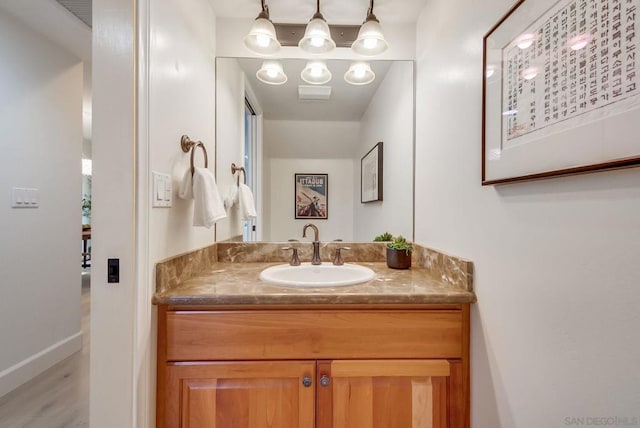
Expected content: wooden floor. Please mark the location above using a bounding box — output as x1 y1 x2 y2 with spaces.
0 274 90 428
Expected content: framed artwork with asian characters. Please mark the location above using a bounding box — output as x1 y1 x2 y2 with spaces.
482 0 640 185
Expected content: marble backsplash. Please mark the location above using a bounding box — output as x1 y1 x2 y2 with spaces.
216 241 388 263
155 241 473 294
155 245 217 294
412 245 474 292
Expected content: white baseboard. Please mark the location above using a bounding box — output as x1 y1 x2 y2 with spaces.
0 331 83 398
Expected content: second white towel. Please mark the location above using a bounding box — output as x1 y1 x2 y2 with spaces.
223 184 238 210
238 183 257 221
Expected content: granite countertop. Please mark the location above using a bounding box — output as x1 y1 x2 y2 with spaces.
153 261 477 307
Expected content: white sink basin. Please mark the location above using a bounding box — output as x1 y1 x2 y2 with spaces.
259 263 375 288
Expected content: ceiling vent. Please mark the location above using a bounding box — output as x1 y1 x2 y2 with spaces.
55 0 92 28
298 85 332 101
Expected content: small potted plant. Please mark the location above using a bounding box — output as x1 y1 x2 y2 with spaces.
373 232 393 242
386 235 413 269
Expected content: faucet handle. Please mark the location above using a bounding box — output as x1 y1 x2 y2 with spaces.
281 247 301 266
332 247 350 266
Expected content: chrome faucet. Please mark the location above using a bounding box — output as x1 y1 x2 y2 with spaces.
281 246 301 266
332 246 350 266
302 223 321 265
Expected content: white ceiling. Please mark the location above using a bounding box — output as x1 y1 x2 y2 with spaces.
234 58 396 121
209 0 428 25
0 0 91 61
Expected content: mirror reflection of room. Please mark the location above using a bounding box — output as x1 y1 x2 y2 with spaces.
216 58 414 243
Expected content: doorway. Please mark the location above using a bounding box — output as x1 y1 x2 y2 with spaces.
244 97 258 242
0 2 92 426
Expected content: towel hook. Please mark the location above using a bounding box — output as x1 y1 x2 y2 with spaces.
231 163 246 186
181 135 208 176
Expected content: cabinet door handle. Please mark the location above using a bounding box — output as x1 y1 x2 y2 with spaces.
302 376 312 387
320 375 331 387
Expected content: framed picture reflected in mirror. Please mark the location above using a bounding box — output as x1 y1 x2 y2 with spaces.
361 142 383 203
295 173 328 219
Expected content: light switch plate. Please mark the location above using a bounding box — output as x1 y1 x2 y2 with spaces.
152 172 172 208
11 187 39 208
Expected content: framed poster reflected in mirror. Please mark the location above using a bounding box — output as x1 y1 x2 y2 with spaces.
361 142 383 203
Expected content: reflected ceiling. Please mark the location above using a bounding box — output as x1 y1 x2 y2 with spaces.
236 58 392 121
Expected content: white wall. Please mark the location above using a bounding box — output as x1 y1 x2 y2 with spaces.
263 120 360 241
415 0 640 426
267 158 354 242
91 0 136 424
0 10 83 397
146 0 218 425
353 61 413 241
264 120 361 159
92 0 218 425
215 58 245 241
148 0 218 259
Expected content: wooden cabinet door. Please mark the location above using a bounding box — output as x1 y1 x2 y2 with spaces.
164 361 315 428
317 360 450 428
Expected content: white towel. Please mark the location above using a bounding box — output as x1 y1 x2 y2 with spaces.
238 183 257 221
178 169 194 200
223 184 238 210
183 167 227 228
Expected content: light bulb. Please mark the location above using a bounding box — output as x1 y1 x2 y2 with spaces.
257 60 287 85
310 65 322 77
243 16 281 55
568 34 592 50
344 62 374 85
521 67 538 80
256 34 270 48
310 37 324 47
516 33 535 50
363 38 378 50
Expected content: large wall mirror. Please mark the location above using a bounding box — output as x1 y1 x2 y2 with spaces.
215 57 414 243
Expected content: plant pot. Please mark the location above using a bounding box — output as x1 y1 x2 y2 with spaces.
386 247 412 269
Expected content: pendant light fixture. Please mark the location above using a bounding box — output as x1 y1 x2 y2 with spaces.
344 62 375 85
301 60 332 84
299 0 336 54
256 61 288 85
351 0 388 56
243 0 281 55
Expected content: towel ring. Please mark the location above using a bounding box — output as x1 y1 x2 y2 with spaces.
181 135 208 176
231 163 246 186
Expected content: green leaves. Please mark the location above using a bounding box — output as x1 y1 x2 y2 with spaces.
386 235 413 254
373 232 393 242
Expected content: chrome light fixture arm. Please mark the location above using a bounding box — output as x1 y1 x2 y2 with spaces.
258 0 269 20
366 0 378 23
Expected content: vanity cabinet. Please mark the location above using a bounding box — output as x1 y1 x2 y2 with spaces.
316 359 451 428
164 361 315 427
156 306 470 428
